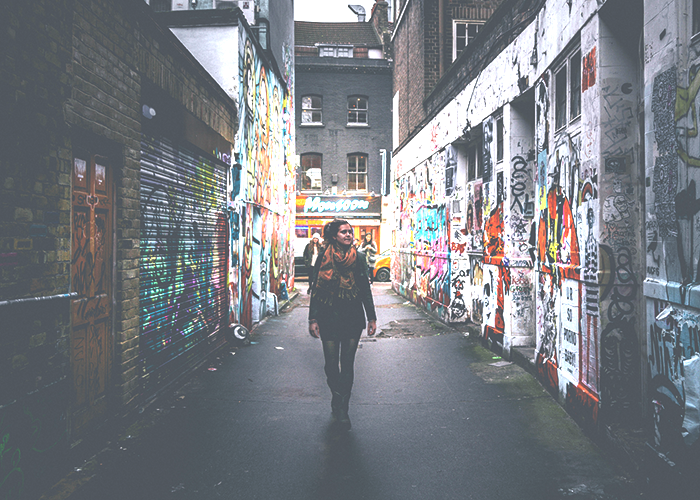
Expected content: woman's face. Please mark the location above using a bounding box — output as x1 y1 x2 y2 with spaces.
334 224 354 247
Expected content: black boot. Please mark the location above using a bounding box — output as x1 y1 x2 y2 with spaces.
337 392 351 430
331 391 342 421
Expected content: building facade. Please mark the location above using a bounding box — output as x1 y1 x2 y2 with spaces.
644 0 700 473
0 0 294 495
389 0 700 475
157 1 297 326
295 1 393 251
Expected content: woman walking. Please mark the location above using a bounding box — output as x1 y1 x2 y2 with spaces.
358 232 378 283
308 219 377 430
303 232 322 293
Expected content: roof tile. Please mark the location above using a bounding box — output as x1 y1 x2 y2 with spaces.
295 21 381 47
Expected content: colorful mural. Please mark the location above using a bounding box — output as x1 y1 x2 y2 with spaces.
140 138 228 391
228 32 295 330
533 74 586 402
395 152 453 321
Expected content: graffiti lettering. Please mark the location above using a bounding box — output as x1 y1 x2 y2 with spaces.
510 155 534 216
582 47 596 92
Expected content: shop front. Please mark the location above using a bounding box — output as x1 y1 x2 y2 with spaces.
295 194 383 253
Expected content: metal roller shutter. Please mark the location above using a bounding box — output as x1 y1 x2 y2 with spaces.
140 136 228 394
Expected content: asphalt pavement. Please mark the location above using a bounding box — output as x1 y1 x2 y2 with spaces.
44 282 648 500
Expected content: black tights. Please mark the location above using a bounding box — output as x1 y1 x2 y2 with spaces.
322 337 360 395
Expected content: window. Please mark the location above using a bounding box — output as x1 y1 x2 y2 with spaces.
347 96 368 125
319 45 353 58
301 95 322 125
467 143 482 181
301 154 322 191
555 66 567 130
453 21 482 60
347 154 368 191
496 116 504 163
554 51 582 130
570 51 581 120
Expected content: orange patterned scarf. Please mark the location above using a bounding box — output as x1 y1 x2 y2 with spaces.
313 243 359 305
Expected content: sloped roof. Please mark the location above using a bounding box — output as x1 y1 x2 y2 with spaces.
295 21 382 47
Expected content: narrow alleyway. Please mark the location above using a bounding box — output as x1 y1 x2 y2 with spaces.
52 283 644 500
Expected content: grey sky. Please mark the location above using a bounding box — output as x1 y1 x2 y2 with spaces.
294 0 379 22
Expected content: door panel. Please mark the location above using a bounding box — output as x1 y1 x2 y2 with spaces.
71 153 113 434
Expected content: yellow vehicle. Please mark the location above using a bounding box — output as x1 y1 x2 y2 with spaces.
372 249 391 282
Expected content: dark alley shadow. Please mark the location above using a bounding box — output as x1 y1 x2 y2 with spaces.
314 421 376 500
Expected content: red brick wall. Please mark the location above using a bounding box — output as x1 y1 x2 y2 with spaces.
392 0 501 150
296 46 318 57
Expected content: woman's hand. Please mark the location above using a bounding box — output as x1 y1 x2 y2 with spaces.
309 320 320 338
367 319 377 337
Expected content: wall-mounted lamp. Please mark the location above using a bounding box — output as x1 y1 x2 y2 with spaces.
462 119 472 142
517 76 529 93
142 104 156 119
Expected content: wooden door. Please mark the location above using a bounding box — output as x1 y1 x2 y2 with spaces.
71 152 113 434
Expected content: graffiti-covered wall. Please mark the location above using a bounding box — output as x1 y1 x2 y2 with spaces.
228 28 295 330
140 137 229 393
394 151 452 320
644 0 700 464
529 17 644 427
392 0 646 436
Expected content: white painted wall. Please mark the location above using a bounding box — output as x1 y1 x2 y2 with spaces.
170 25 240 102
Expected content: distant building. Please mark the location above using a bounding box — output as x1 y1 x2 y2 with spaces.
294 1 393 252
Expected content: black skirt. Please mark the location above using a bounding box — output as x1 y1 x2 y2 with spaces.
317 298 365 341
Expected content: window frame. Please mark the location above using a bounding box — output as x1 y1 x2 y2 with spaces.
467 139 483 182
301 95 323 126
553 49 582 131
496 115 504 163
300 153 323 192
347 96 369 126
347 153 368 192
318 44 354 58
452 20 483 61
570 51 582 121
555 65 568 131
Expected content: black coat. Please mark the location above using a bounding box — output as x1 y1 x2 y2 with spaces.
308 247 377 332
303 241 321 268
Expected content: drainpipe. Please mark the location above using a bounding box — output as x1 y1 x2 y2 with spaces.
0 292 77 307
438 0 444 77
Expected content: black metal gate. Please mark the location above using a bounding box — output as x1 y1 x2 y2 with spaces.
140 136 228 394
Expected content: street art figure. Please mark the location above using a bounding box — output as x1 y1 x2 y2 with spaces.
537 186 581 285
483 204 511 344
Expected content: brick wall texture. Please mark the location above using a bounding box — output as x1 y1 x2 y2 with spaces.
1 0 236 442
392 0 501 149
295 65 393 194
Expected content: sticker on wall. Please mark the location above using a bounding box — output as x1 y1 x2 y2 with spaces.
559 279 580 385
